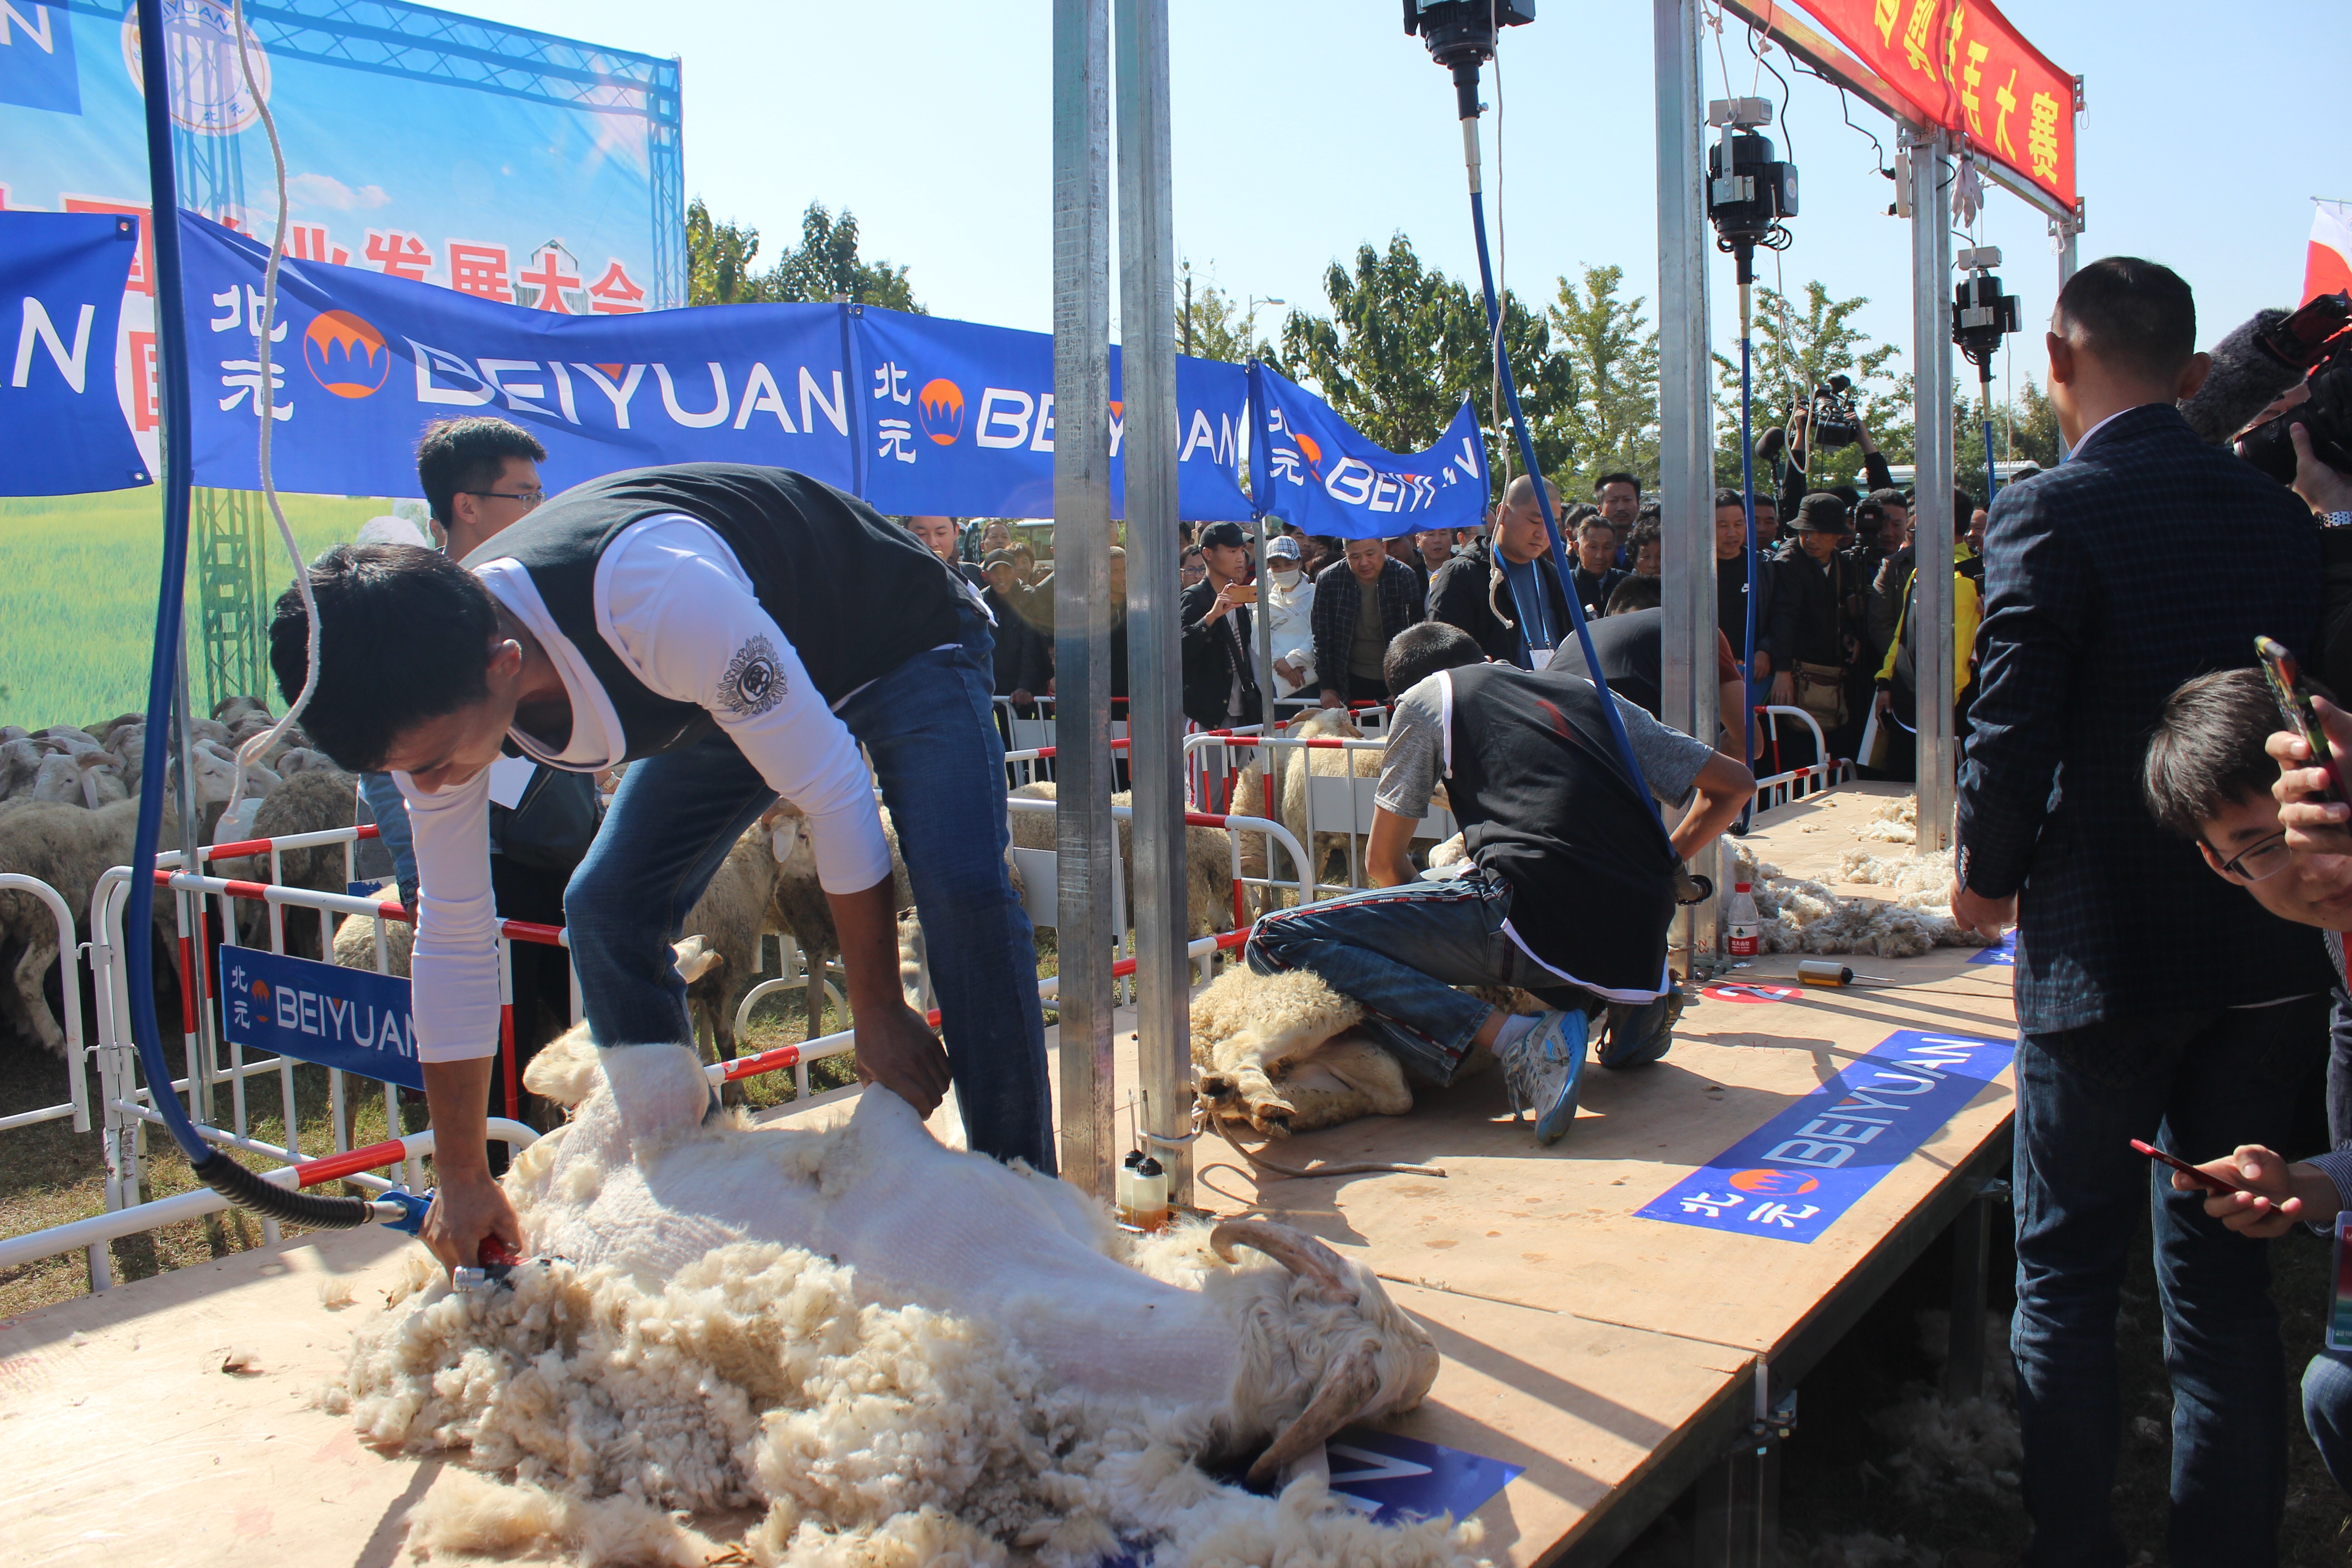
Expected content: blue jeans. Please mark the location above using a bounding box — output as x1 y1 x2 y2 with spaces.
1243 869 1674 1084
565 609 1054 1172
2010 1000 2328 1567
2305 1348 2352 1499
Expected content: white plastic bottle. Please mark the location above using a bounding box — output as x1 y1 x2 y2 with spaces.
1725 881 1761 958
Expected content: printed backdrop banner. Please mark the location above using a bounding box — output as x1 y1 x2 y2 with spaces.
1250 360 1487 540
0 209 147 494
1787 0 2076 209
0 0 681 484
854 306 1251 522
179 214 1255 519
181 214 854 495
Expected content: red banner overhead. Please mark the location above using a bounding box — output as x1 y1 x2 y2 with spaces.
1793 0 2078 211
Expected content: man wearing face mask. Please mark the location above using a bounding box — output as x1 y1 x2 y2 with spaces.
1261 535 1318 708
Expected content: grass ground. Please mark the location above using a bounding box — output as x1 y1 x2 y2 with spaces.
0 489 392 730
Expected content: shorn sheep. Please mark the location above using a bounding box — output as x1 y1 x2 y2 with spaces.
330 1027 1469 1568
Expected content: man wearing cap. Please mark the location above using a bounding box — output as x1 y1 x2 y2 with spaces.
1261 535 1319 706
1430 473 1575 670
1313 537 1426 709
1768 492 1867 758
1179 520 1263 729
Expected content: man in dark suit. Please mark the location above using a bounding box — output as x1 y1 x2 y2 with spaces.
1178 520 1261 729
1313 536 1426 707
1951 257 2331 1567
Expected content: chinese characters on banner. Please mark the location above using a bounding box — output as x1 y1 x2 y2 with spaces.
1792 0 2076 210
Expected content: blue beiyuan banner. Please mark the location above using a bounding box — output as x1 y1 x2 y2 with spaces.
1637 1028 2014 1244
1 210 147 495
1250 360 1487 540
180 214 855 496
217 944 422 1092
176 212 1254 519
854 305 1251 522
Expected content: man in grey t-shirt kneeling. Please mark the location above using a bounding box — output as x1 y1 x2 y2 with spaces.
1243 623 1752 1144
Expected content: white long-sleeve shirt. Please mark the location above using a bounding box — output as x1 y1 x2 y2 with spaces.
1262 573 1317 697
402 514 892 1063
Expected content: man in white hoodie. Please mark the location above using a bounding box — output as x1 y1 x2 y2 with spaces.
1261 534 1319 710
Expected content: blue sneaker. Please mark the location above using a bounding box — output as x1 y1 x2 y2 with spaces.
1499 1008 1590 1145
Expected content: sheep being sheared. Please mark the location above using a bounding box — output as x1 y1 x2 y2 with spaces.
1189 964 1536 1137
331 1028 1460 1568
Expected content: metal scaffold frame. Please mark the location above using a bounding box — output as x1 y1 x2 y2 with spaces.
1662 0 2084 872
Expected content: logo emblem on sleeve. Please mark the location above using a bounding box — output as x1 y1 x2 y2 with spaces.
718 635 787 717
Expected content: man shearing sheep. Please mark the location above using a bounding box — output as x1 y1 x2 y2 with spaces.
1244 622 1752 1145
270 462 1051 1275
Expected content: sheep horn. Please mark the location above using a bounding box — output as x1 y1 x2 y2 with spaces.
1245 1335 1382 1487
1210 1219 1352 1302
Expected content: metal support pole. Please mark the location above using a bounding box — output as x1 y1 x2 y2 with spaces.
1114 0 1190 1205
1909 129 1955 850
2053 214 2080 462
1654 0 1718 960
1052 0 1116 1199
1691 1365 1788 1568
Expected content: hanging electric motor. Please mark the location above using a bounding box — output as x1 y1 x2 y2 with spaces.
1399 0 1653 796
1953 245 2023 504
1704 96 1798 824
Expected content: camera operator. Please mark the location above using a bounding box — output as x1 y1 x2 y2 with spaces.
1950 256 2331 1566
1773 389 1895 523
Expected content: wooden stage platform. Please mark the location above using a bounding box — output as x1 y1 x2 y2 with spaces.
0 784 2015 1566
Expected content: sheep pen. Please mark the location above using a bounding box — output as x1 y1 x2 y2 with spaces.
328 1026 1475 1568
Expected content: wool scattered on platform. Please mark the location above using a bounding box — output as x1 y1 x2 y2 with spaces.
1728 843 1985 958
328 1238 1484 1568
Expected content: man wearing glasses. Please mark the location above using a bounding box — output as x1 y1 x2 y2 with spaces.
359 418 582 1142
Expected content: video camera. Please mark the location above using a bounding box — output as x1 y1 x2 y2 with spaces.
2232 294 2352 486
1805 375 1862 451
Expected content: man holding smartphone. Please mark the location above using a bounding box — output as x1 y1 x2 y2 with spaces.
2143 671 2352 1505
1178 519 1261 729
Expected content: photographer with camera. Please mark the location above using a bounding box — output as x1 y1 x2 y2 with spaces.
1950 257 2332 1566
1773 381 1896 522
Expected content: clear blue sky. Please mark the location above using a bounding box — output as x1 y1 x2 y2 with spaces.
452 0 2340 401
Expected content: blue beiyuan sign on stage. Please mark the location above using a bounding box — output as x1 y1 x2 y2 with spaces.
217 945 421 1091
1325 1427 1521 1524
1637 1028 2014 1244
1969 932 2016 966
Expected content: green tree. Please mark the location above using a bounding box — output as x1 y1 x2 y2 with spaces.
686 198 766 306
1280 234 1572 487
1175 264 1274 364
1712 280 1906 488
1547 264 1659 496
685 198 921 313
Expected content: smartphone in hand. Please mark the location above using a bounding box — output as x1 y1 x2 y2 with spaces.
2132 1137 2252 1195
2257 635 2343 803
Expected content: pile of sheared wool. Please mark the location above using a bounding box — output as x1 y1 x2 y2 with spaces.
1858 796 1920 843
326 1239 1483 1568
1727 842 1986 959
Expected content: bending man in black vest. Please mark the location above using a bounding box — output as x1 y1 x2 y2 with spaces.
270 463 1051 1272
1245 623 1752 1144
